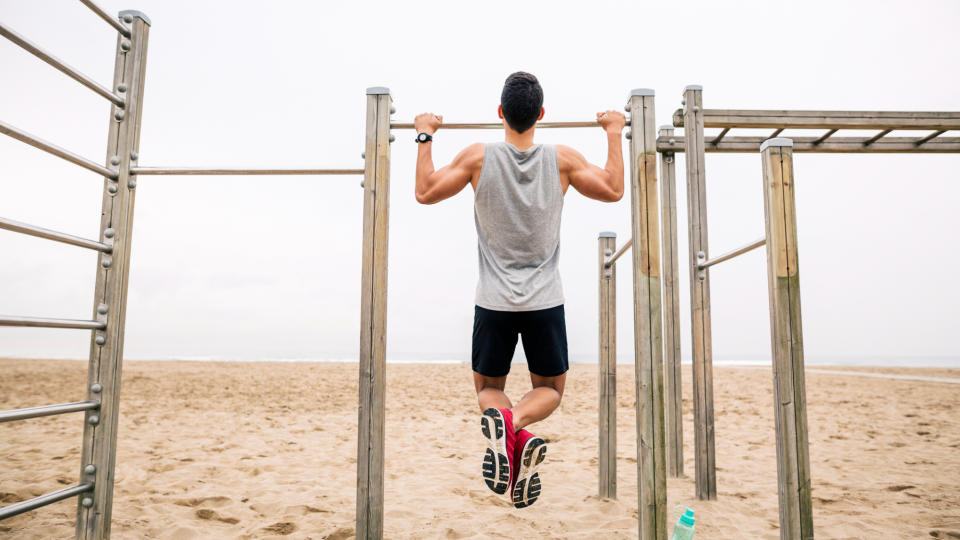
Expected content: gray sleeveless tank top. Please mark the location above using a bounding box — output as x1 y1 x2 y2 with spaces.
474 141 564 311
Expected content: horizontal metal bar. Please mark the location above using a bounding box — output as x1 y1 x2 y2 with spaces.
657 135 960 154
915 130 947 145
0 120 117 178
0 23 124 106
863 129 892 146
78 0 131 36
604 238 633 268
812 128 839 145
0 400 99 423
0 315 105 330
130 167 365 176
698 238 766 270
0 216 110 252
391 120 619 130
673 108 960 130
0 482 94 520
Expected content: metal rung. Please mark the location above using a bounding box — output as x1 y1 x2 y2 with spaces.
78 0 131 37
0 315 105 330
812 129 839 145
0 482 94 520
0 121 117 179
915 130 947 145
0 400 99 423
130 167 365 176
697 237 766 270
0 216 111 252
0 23 124 106
863 129 892 146
391 120 624 130
604 238 633 268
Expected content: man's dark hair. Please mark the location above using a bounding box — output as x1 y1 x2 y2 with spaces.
500 72 543 133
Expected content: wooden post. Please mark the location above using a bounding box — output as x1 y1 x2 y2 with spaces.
760 138 814 540
598 232 617 499
76 11 150 540
357 87 392 540
682 85 717 500
626 88 667 540
658 126 683 478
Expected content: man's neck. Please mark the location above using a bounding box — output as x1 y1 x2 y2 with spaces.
504 126 536 151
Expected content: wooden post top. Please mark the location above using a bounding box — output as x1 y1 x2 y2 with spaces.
761 137 794 151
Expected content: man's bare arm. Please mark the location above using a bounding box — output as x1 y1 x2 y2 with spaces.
414 112 483 205
558 110 626 202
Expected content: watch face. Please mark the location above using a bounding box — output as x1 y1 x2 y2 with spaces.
418 133 428 142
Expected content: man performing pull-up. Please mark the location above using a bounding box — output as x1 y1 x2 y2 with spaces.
413 72 625 508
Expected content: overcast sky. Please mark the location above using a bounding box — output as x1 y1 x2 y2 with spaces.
2 0 958 366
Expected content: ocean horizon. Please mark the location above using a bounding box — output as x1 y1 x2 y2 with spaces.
5 354 959 368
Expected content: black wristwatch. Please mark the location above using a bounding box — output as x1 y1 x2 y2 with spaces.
415 132 433 144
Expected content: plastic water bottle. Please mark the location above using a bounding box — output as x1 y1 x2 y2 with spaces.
669 506 695 540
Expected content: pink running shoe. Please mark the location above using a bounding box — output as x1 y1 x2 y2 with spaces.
480 408 516 495
512 429 547 509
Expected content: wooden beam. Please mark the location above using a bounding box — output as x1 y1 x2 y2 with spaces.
760 138 814 540
673 108 960 130
356 87 392 540
626 88 667 540
597 232 617 500
682 85 717 501
657 135 960 153
658 126 683 479
77 12 150 540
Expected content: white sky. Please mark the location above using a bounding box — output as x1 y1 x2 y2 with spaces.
1 0 958 365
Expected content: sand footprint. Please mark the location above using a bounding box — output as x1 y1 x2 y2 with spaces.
262 522 297 535
195 508 239 524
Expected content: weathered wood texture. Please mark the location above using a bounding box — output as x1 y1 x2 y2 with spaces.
657 127 683 478
357 88 392 540
760 139 814 540
657 135 960 154
598 233 617 499
682 86 717 501
77 12 150 540
627 90 667 540
672 108 960 130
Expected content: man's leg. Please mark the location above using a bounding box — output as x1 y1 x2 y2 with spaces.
473 372 512 411
510 372 565 432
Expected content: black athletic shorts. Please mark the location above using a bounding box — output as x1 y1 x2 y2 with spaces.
472 304 569 378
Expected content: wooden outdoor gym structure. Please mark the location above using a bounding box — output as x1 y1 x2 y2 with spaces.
1 5 959 540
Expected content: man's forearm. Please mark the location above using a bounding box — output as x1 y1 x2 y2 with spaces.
416 142 435 194
604 130 624 187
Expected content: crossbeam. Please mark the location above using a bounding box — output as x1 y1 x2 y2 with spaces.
0 120 118 178
0 315 105 329
697 237 765 270
391 120 619 130
0 483 94 520
0 23 124 106
657 135 960 153
0 216 111 252
672 109 960 130
130 167 364 176
78 0 131 36
0 400 100 423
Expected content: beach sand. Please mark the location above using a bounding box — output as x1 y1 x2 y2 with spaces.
1 359 958 539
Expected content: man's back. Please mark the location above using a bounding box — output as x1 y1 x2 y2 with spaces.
474 141 564 312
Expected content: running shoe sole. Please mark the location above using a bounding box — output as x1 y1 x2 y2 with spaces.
512 436 547 508
480 408 510 495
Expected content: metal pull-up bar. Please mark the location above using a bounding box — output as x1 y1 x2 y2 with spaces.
0 315 106 329
0 120 117 178
0 216 112 252
391 119 627 130
0 400 101 423
129 167 364 176
78 0 132 36
696 237 766 272
0 23 125 106
604 237 633 268
0 483 95 521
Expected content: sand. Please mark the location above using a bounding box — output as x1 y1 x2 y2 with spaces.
1 359 958 539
